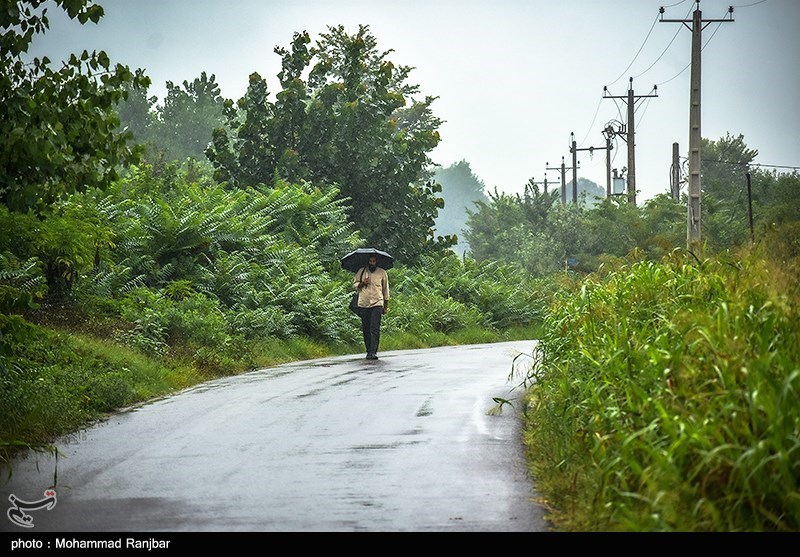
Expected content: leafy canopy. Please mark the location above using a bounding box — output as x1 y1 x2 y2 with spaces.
0 0 150 213
206 25 454 264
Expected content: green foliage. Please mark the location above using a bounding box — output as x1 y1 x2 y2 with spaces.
701 133 758 198
523 249 800 531
72 165 365 347
385 291 485 336
0 319 200 464
465 189 593 275
159 72 227 162
0 252 46 313
463 134 799 277
206 25 454 265
0 0 150 213
115 81 158 148
34 198 114 296
116 72 228 166
389 251 545 332
0 199 114 298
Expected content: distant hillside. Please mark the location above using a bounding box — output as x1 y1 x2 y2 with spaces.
433 160 489 256
565 178 605 207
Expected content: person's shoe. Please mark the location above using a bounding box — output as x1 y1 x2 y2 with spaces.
366 353 378 360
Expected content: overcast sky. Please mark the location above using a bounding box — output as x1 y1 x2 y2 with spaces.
29 0 800 202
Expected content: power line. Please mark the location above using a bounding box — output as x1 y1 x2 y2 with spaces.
656 8 729 86
605 13 660 88
632 3 694 81
632 26 683 80
577 97 603 148
635 94 655 129
680 156 800 170
731 0 768 7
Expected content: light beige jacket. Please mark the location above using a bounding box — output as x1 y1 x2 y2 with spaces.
353 267 390 308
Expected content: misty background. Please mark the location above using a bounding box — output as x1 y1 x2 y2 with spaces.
26 0 800 246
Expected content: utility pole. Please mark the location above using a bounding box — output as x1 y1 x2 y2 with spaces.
660 1 734 249
529 174 552 194
671 142 681 201
547 157 569 205
746 171 754 244
603 79 658 206
602 125 615 196
571 133 578 204
570 131 612 203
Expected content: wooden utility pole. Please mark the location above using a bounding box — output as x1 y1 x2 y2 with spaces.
547 158 569 205
602 79 658 206
660 1 734 249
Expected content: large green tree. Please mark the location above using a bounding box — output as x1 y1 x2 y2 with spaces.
115 72 228 168
701 132 758 197
701 133 762 248
0 0 149 213
116 82 158 149
159 72 227 162
206 25 453 264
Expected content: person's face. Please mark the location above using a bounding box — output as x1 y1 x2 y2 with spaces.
368 256 377 267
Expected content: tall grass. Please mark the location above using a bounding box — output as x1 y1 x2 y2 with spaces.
522 247 800 531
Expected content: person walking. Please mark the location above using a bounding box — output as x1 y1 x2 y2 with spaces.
353 254 390 360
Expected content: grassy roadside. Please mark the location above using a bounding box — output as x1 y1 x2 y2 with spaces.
519 247 800 531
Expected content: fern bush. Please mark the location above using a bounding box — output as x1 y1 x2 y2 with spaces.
384 291 485 335
0 253 46 313
393 252 545 329
72 165 364 346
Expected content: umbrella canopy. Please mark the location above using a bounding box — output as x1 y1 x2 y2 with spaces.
340 247 394 273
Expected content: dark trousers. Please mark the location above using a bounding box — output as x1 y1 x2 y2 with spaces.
360 306 383 356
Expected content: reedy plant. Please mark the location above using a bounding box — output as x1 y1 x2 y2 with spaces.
524 247 800 531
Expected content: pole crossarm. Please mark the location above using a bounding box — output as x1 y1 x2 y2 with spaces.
528 175 554 194
659 2 735 28
573 145 610 154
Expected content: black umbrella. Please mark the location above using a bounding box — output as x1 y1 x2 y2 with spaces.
340 247 394 273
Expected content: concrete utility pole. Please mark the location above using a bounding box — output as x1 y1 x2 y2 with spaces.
570 132 612 201
529 174 553 194
547 157 569 205
603 125 615 197
603 78 658 206
746 171 754 244
660 1 734 249
671 142 681 201
571 133 578 204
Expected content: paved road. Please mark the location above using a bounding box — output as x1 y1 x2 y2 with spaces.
1 340 551 533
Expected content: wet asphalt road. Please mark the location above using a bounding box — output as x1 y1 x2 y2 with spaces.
0 340 551 533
